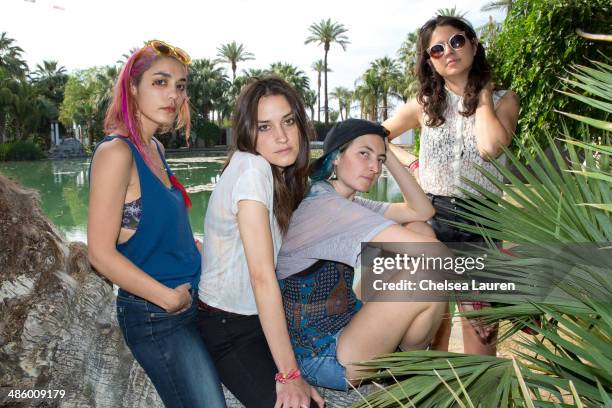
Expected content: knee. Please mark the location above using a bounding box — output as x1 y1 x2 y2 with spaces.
403 221 436 239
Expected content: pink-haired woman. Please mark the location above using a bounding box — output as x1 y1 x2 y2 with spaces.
87 40 226 407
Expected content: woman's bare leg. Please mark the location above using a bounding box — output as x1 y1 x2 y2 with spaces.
430 309 452 351
337 299 445 381
337 224 447 381
461 317 497 355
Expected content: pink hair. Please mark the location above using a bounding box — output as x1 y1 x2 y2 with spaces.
104 46 191 169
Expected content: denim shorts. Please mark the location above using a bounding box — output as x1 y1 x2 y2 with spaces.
296 329 348 391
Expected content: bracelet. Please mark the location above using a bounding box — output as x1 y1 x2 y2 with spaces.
275 369 301 384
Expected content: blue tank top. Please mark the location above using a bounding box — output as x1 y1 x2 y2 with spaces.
92 136 201 288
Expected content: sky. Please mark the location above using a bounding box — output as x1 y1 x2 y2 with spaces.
2 0 505 112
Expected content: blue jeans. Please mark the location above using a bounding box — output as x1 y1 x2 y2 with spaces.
297 330 348 391
116 289 226 408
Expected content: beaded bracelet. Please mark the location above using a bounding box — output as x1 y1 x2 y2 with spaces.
275 369 301 384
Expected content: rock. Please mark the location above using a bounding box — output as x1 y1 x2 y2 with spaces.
48 138 87 160
0 175 369 407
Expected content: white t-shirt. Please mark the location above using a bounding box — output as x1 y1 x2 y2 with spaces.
198 151 281 315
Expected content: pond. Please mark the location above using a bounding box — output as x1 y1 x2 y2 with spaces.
0 154 404 244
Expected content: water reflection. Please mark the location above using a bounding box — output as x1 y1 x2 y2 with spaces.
0 156 401 244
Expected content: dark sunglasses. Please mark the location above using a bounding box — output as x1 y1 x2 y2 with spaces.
427 33 467 59
144 39 192 65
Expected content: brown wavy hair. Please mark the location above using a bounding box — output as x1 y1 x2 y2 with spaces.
225 75 313 234
416 16 491 127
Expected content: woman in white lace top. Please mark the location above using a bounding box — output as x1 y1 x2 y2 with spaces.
383 16 520 356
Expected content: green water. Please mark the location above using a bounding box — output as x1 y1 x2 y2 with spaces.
0 155 402 243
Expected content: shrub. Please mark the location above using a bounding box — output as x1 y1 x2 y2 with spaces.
1 141 46 161
0 144 10 161
194 120 222 147
312 121 332 141
491 0 610 157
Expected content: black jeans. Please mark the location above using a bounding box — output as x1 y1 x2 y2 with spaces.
427 194 493 243
197 305 277 407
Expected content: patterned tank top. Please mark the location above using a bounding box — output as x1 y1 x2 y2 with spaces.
419 88 508 198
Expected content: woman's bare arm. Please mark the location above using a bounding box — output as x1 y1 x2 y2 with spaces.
474 86 520 159
382 142 434 223
382 98 422 140
237 200 323 407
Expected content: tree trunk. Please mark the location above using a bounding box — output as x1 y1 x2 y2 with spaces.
324 46 329 125
382 92 388 121
371 99 377 122
203 104 211 122
317 73 321 123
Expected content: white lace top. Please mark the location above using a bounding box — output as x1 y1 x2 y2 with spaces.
419 88 508 197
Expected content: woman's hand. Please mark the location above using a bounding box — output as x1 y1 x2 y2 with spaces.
274 377 324 408
477 82 494 106
163 283 192 313
195 238 203 253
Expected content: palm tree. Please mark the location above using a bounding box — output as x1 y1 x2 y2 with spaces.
303 89 317 120
435 6 467 17
393 71 419 103
0 32 27 78
189 59 229 121
396 31 419 103
229 68 268 104
481 0 514 13
116 46 139 66
330 87 353 121
269 62 311 102
371 57 401 121
397 31 418 70
354 69 381 121
242 68 267 78
4 79 51 140
312 59 331 122
93 66 119 123
215 41 254 81
32 60 66 81
305 19 350 125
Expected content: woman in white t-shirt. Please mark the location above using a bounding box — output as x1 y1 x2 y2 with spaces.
197 76 324 408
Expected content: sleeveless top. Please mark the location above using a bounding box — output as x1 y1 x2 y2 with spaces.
419 88 508 198
91 136 201 289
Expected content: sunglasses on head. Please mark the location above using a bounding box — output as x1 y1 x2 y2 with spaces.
144 39 192 65
427 33 467 59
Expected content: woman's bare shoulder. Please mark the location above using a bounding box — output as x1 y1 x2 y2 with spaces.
91 138 133 174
